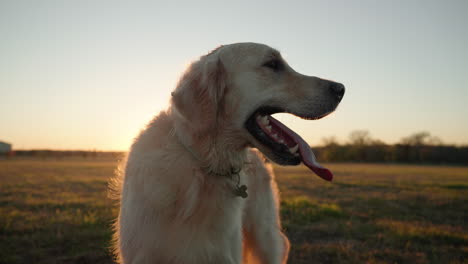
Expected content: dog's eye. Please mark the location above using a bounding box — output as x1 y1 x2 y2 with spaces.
263 59 283 71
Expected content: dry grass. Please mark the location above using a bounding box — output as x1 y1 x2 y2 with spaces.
275 163 467 263
0 159 466 263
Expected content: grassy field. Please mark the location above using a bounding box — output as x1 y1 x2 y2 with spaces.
0 158 466 264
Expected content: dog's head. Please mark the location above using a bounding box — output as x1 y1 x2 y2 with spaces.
172 43 344 180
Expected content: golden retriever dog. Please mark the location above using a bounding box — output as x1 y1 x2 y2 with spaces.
110 43 345 264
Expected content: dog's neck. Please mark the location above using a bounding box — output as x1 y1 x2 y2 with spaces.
172 126 245 174
171 109 248 175
171 117 249 198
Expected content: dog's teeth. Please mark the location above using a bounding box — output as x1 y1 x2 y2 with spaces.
272 134 278 140
265 125 272 132
261 116 269 125
294 153 300 157
289 144 299 153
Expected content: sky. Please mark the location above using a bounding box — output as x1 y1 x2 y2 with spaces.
1 0 467 151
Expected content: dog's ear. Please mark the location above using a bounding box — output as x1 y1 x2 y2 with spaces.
171 54 227 136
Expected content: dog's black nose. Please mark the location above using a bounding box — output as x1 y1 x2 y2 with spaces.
329 82 345 101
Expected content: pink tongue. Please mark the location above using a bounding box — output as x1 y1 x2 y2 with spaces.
268 116 333 181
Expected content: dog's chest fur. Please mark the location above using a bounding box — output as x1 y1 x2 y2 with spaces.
154 172 247 263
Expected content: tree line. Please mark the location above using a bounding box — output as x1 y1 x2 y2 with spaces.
9 150 123 160
314 130 468 165
3 131 467 165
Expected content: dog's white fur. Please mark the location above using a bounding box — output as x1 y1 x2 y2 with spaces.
111 43 343 264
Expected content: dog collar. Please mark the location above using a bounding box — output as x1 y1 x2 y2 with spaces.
173 129 248 198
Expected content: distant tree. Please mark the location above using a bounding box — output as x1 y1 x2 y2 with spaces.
400 132 428 146
399 131 442 146
427 135 443 146
346 130 373 161
366 139 389 162
322 136 339 147
398 132 445 162
348 130 372 146
319 136 345 162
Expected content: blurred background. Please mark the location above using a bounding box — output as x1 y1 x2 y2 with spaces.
0 1 467 263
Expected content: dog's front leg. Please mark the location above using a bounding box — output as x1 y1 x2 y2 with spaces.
243 225 289 264
242 155 290 264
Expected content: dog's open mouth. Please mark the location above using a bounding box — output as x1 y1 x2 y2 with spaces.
245 107 333 181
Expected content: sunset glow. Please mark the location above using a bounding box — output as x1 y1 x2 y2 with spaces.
1 0 467 150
